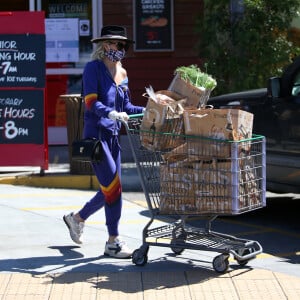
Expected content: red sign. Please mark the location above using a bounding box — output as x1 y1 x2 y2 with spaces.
0 11 48 170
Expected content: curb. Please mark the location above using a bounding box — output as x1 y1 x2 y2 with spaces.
0 164 143 192
0 173 98 190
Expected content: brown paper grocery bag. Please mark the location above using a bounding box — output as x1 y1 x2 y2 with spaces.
182 108 254 158
168 73 212 108
140 90 186 151
183 108 253 140
159 160 234 214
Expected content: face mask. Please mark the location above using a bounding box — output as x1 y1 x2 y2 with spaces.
105 48 125 62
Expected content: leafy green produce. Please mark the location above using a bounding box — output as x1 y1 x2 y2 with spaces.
175 65 217 90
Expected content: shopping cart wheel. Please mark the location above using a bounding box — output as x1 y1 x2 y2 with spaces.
236 258 249 266
170 243 184 255
235 248 252 266
212 254 229 273
170 233 186 255
132 249 148 266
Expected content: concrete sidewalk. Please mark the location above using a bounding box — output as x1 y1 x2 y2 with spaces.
0 164 300 299
1 269 299 299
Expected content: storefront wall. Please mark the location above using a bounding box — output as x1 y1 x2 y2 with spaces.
0 0 202 144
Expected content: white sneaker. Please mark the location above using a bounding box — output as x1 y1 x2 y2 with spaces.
104 238 133 258
63 213 84 244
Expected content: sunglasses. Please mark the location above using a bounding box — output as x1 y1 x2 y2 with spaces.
107 41 129 51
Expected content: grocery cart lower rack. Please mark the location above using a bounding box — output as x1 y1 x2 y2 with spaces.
124 114 266 273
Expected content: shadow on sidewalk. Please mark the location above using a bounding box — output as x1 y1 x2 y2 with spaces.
0 243 257 294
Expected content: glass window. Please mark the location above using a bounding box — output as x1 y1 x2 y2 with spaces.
292 70 300 96
42 0 93 69
41 0 94 128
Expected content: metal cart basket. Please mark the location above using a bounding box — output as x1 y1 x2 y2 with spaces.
124 114 266 273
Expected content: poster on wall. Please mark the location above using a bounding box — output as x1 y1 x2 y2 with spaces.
0 34 45 88
134 0 174 51
45 18 79 62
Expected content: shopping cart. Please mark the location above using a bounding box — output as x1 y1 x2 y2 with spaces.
123 114 266 273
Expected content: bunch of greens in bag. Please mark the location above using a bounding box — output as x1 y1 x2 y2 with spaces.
175 65 217 91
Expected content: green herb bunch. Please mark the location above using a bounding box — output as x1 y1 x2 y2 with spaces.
175 65 217 91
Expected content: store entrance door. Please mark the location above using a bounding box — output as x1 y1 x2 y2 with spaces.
32 0 102 145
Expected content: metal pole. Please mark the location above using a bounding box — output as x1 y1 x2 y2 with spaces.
29 0 35 11
93 0 103 42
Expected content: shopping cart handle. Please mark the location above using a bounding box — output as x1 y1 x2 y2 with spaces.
119 113 144 125
128 113 144 119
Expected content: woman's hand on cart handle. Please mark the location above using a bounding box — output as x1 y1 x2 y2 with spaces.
108 111 129 121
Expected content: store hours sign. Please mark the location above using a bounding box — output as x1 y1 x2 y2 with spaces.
0 90 44 144
0 10 47 169
0 34 45 88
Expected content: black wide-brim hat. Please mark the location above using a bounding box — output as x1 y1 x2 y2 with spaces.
91 25 135 44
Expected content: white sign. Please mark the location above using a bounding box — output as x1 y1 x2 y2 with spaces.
45 18 79 62
79 20 90 36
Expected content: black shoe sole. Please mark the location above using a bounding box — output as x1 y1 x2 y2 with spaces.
63 215 71 229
